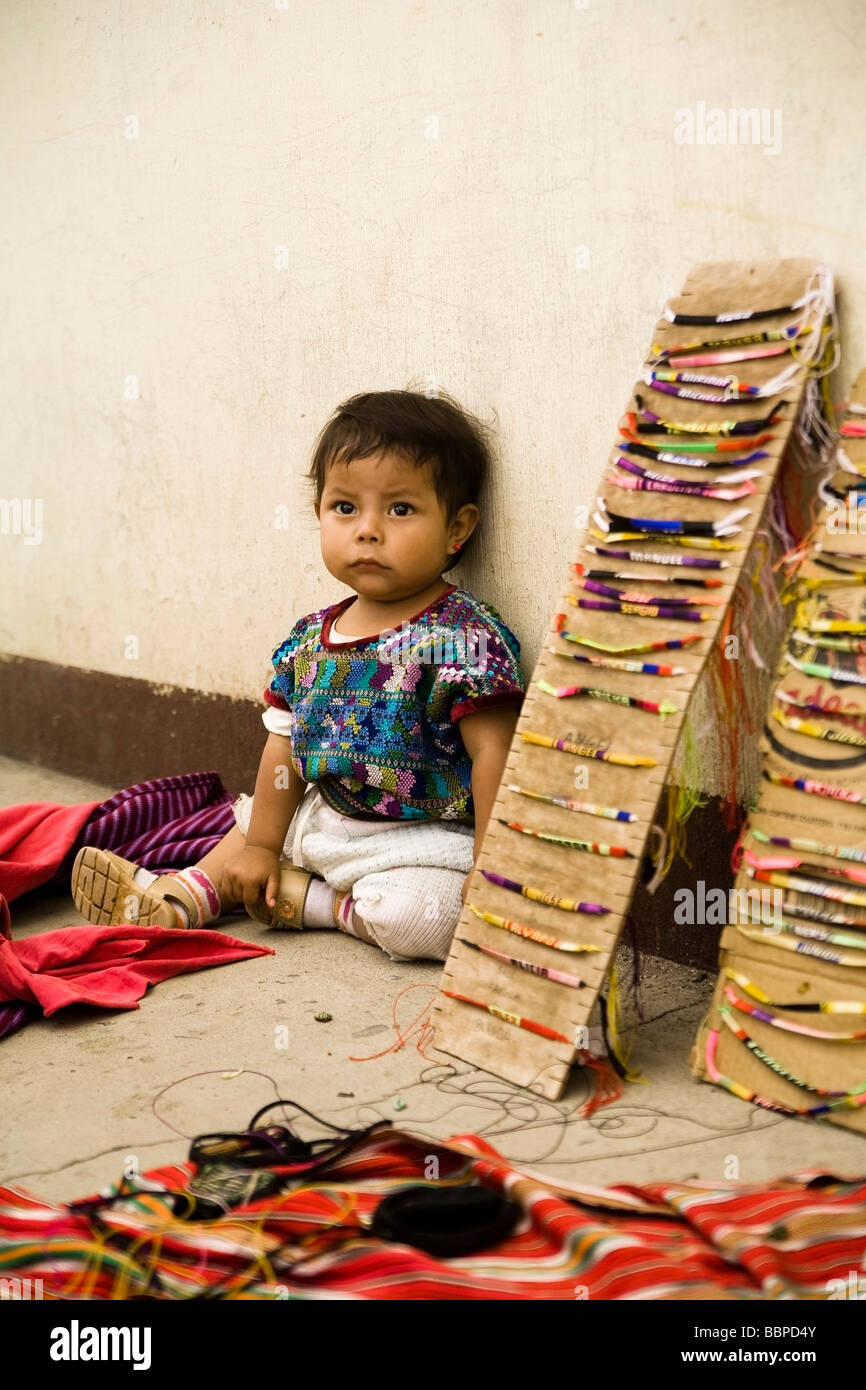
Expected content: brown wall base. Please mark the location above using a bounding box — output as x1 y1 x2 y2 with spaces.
0 654 264 802
0 652 736 968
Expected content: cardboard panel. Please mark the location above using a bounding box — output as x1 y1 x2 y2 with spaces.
693 361 866 1135
433 259 830 1099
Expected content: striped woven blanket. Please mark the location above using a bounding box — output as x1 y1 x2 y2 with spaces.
2 1129 864 1300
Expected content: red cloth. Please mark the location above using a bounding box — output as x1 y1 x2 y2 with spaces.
0 799 101 903
0 924 273 1015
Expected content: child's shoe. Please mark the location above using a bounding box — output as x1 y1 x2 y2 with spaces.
269 864 316 929
71 847 217 930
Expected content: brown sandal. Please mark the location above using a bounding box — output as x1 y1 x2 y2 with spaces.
268 863 316 930
71 846 202 930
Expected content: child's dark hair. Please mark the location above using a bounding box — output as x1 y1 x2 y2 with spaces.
307 388 494 571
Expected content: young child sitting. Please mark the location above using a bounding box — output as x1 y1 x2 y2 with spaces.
72 389 526 961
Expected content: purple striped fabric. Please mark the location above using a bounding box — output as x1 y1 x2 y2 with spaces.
46 771 239 887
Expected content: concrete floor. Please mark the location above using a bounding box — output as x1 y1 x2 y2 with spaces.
2 754 865 1205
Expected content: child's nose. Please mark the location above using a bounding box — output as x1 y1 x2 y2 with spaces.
355 512 383 540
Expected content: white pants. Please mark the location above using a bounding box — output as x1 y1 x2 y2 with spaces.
232 784 475 961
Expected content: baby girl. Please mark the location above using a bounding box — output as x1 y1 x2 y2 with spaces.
72 389 526 961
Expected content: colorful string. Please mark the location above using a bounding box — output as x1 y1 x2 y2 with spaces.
723 983 866 1040
441 990 572 1045
609 457 759 501
784 653 866 687
744 847 866 886
791 630 866 654
633 399 784 435
497 817 634 857
571 596 708 621
506 783 637 822
536 678 678 718
751 827 866 866
548 645 685 677
589 525 741 551
781 897 866 929
735 924 866 968
763 768 866 805
576 564 724 588
520 729 657 767
571 569 725 605
663 303 801 327
458 937 586 989
468 899 605 944
619 424 775 452
569 572 722 606
772 706 866 748
726 969 866 1014
596 501 750 537
553 617 704 652
478 868 610 915
651 324 806 360
641 372 798 406
716 1009 866 1109
621 440 770 469
747 865 866 908
584 544 728 570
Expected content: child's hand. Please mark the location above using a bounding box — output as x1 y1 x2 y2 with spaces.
224 846 282 925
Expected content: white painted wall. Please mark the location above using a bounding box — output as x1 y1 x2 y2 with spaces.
2 0 864 699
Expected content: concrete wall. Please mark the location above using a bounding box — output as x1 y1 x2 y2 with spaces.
2 0 864 701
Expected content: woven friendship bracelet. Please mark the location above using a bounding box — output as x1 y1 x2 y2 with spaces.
467 901 605 947
506 783 637 822
717 1008 866 1107
458 938 587 989
575 565 724 588
763 769 866 805
497 818 634 857
726 969 866 1015
650 326 809 365
751 827 866 865
520 729 657 766
584 544 729 569
608 458 759 501
553 617 705 653
723 983 866 1040
734 925 866 967
571 569 725 605
442 990 572 1044
772 707 866 748
548 644 686 677
621 440 770 469
632 398 786 435
478 869 611 915
536 679 678 718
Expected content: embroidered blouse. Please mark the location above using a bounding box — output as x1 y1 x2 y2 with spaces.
261 582 525 821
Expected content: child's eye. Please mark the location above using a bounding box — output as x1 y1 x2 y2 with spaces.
332 501 355 515
391 503 414 516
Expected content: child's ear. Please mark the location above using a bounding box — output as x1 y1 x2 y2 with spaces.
453 502 480 546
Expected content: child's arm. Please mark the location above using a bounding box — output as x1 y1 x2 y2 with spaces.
458 705 520 901
246 732 308 852
225 732 308 919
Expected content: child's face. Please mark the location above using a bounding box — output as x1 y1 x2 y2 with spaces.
317 449 472 599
